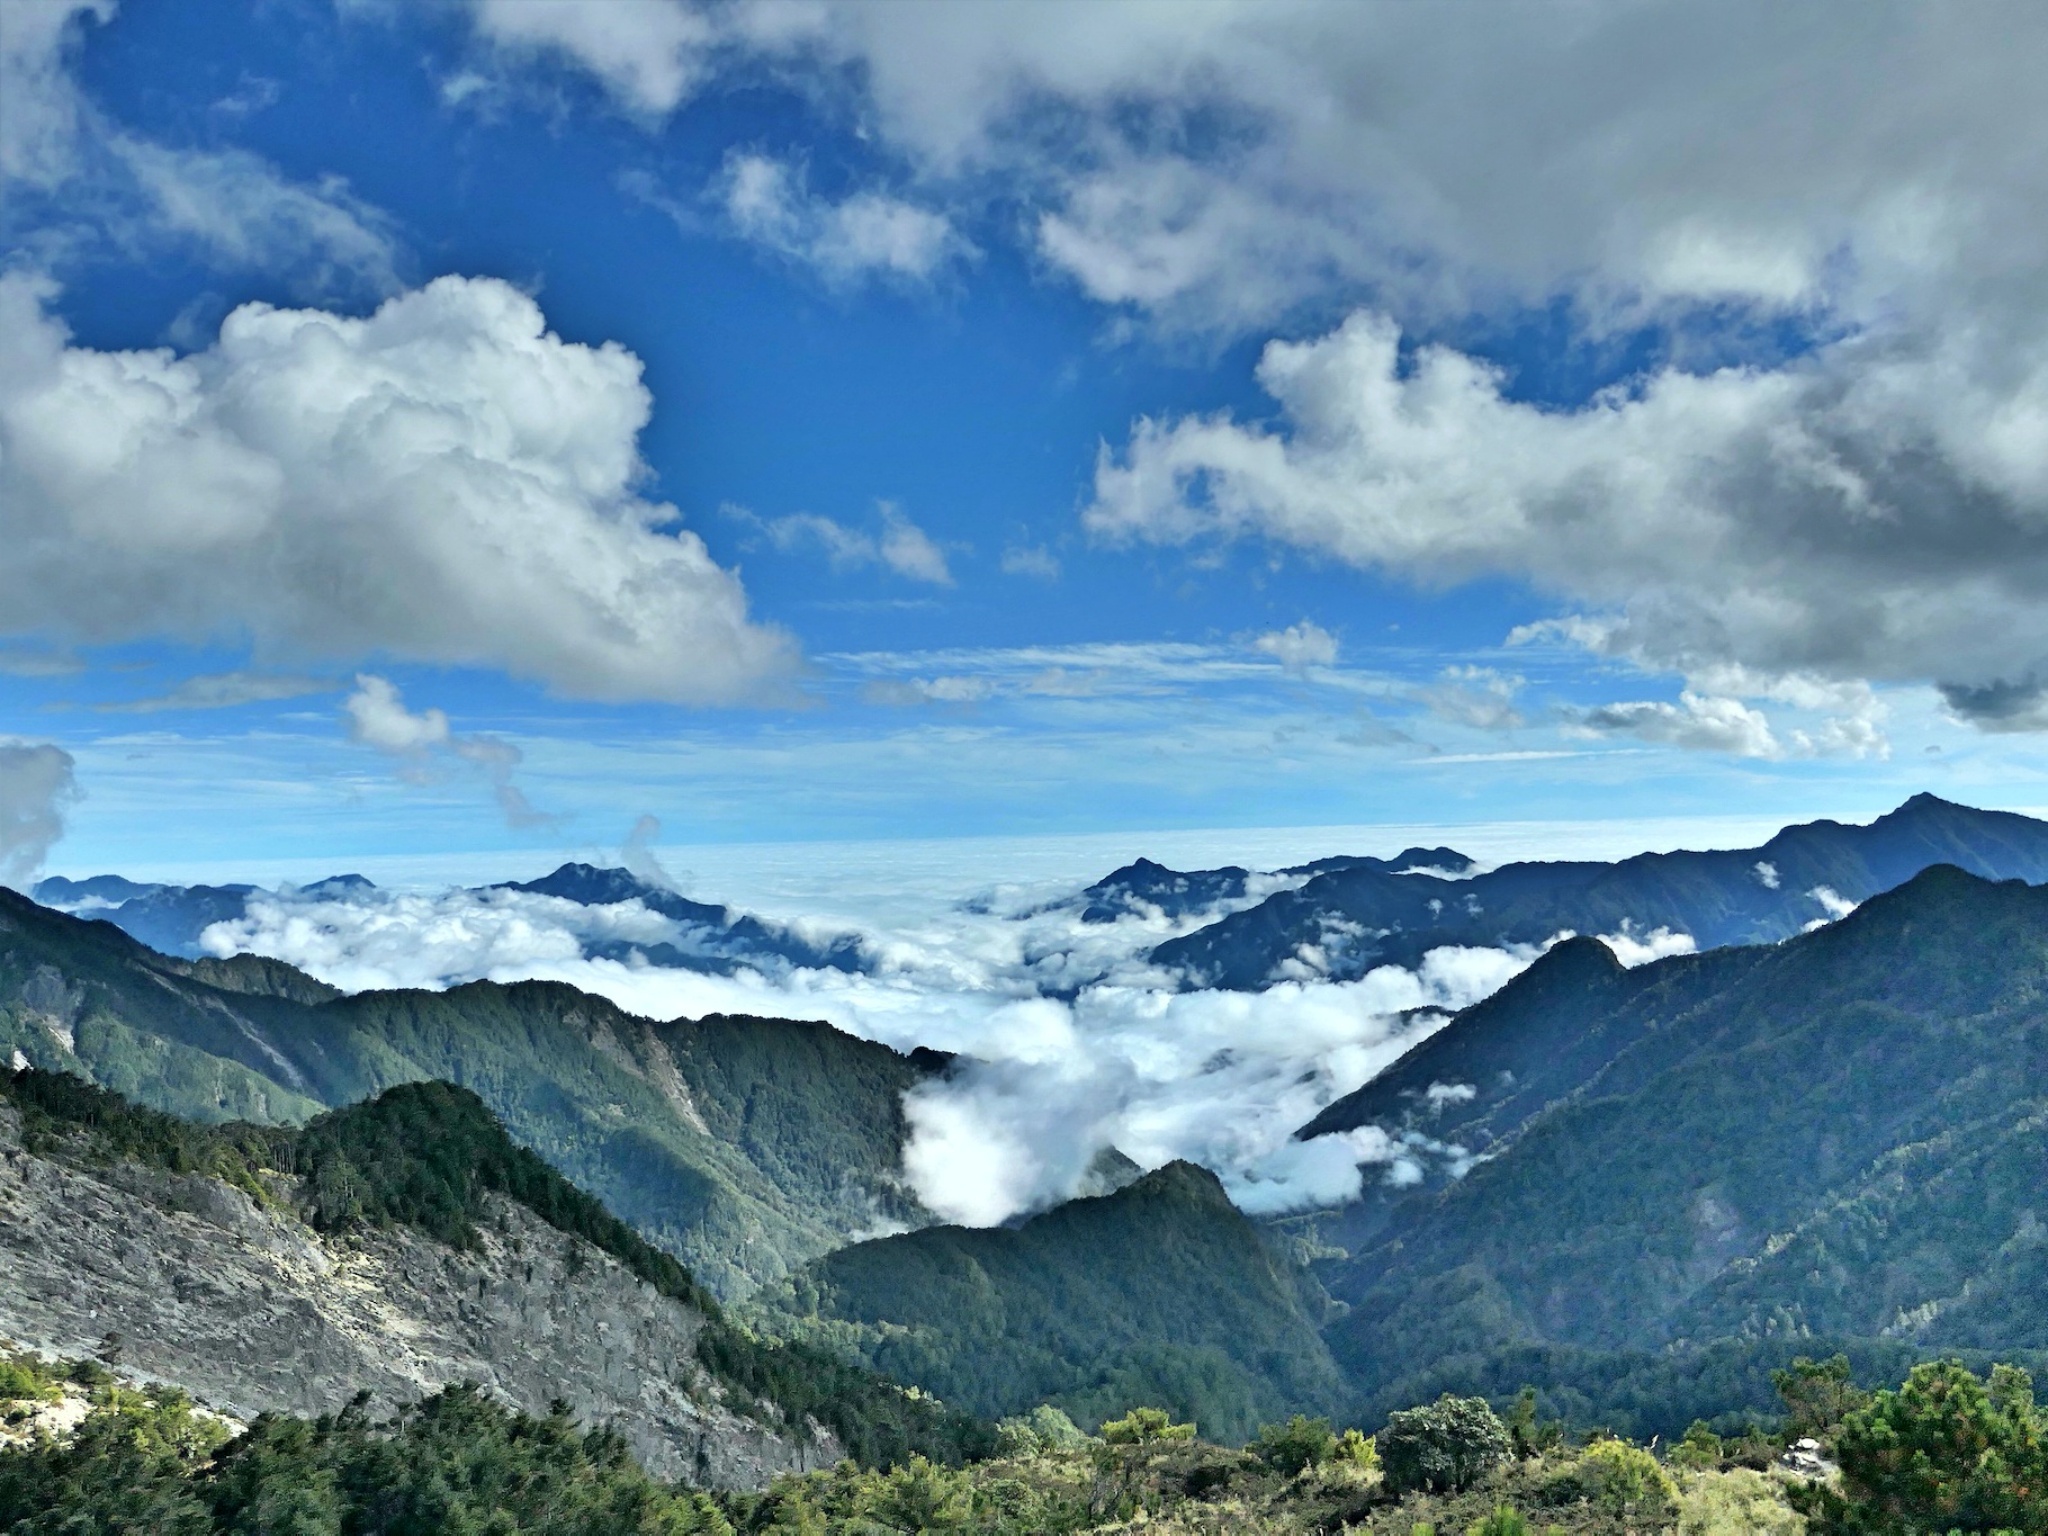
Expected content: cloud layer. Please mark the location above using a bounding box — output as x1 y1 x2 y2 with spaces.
0 274 795 703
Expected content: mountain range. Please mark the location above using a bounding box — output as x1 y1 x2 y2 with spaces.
10 792 2048 1454
1136 792 2048 987
32 861 866 977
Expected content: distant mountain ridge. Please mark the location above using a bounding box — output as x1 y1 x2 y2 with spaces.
1140 793 2048 987
32 860 868 977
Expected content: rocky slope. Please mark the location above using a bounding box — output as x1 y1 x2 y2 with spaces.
0 1096 836 1489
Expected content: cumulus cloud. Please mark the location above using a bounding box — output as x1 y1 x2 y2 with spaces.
715 152 968 286
1085 306 2048 729
732 501 953 586
343 675 555 829
0 742 77 888
1252 620 1338 675
435 1 2048 732
1579 692 1780 758
0 274 794 703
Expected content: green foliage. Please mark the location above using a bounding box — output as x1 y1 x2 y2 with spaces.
1098 1407 1196 1447
1570 1439 1677 1521
1380 1395 1512 1495
1467 1507 1528 1536
0 1353 62 1406
993 1406 1084 1459
695 1322 993 1470
1771 1353 1868 1445
1250 1415 1338 1476
1790 1359 2048 1536
0 1384 229 1535
1668 1421 1724 1471
0 1382 735 1535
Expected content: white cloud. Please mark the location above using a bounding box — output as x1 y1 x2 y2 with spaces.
735 501 954 586
0 274 795 703
1252 620 1338 674
862 676 992 708
1419 665 1524 732
465 0 714 118
343 675 555 829
1086 307 2048 728
1579 692 1780 759
187 843 1570 1223
1000 543 1061 580
0 741 77 888
716 151 967 286
343 674 450 756
1753 860 1781 890
0 0 112 185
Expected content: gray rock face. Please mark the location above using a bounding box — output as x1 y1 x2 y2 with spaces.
0 1105 839 1489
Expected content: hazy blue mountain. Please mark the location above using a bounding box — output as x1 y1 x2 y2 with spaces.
755 1160 1348 1444
1076 846 1472 924
33 860 868 977
1299 864 2048 1430
494 862 868 974
0 888 934 1296
1149 793 2048 988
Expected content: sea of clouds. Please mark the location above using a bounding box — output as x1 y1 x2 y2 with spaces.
192 831 1695 1226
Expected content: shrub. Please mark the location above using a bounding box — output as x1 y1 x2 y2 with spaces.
1336 1427 1380 1470
1468 1506 1529 1536
1791 1359 2048 1536
1575 1438 1678 1521
1250 1414 1338 1475
1669 1420 1724 1471
1381 1394 1512 1495
1099 1406 1195 1446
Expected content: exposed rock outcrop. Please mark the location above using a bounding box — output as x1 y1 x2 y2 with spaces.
0 1104 839 1489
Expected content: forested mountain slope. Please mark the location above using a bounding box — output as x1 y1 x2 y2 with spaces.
754 1162 1348 1445
1302 865 2048 1427
0 889 937 1296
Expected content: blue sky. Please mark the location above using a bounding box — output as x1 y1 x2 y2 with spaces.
6 0 2048 883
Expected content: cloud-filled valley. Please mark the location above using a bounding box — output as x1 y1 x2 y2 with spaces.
35 833 1699 1225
